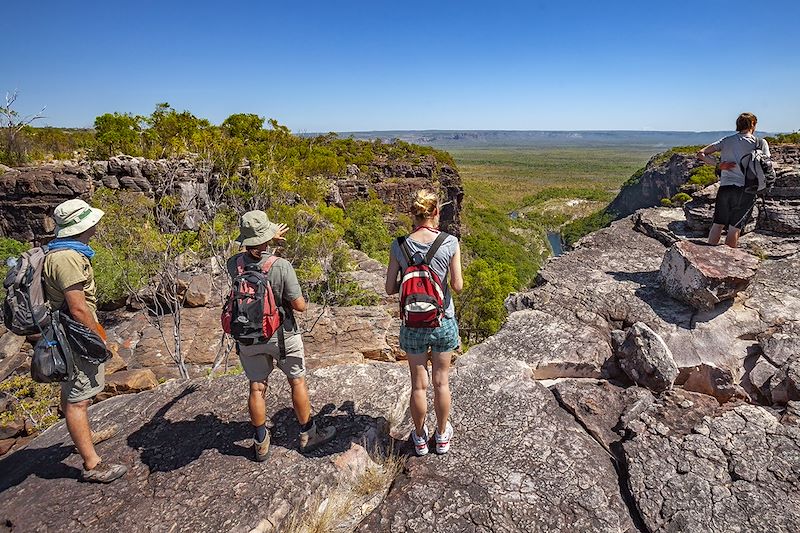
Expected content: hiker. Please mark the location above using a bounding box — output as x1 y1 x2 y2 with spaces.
697 112 770 247
224 210 336 462
44 199 127 483
385 189 463 456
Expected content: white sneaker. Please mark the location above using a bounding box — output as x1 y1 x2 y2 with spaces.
411 427 429 456
435 422 453 454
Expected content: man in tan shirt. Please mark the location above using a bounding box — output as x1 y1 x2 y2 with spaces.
44 199 126 483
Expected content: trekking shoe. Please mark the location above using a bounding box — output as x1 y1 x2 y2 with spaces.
253 432 270 462
90 424 119 445
80 461 127 484
299 421 336 453
434 422 453 455
411 427 429 457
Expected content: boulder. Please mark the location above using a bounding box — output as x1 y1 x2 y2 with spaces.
658 240 760 310
183 272 215 308
617 322 678 393
0 331 25 361
97 369 159 400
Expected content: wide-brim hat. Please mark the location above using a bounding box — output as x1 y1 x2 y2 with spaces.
54 199 105 238
236 210 279 247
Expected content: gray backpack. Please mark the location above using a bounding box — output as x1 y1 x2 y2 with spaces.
2 246 52 335
740 136 777 194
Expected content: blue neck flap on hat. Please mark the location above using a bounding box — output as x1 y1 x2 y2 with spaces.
48 238 96 260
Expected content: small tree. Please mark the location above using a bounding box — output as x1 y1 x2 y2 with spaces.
94 112 144 157
0 91 45 165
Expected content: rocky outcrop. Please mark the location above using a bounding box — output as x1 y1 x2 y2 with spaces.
504 206 800 404
607 152 703 218
0 363 411 532
658 241 760 310
0 153 464 243
361 352 637 532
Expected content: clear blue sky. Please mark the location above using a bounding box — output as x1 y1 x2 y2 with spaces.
5 0 799 132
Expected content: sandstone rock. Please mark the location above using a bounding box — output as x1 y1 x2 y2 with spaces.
103 344 128 374
359 355 636 532
659 240 760 310
98 369 158 400
0 413 26 440
183 272 214 308
608 151 703 219
617 322 678 393
0 438 15 455
623 402 800 532
0 363 409 532
0 331 26 361
300 304 400 363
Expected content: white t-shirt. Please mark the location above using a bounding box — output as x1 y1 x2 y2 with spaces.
710 133 771 187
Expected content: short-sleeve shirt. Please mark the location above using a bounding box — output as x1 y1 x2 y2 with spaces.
226 253 303 336
390 233 458 318
43 250 98 320
710 133 771 187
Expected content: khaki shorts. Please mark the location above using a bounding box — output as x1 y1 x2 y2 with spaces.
237 334 306 381
61 357 105 404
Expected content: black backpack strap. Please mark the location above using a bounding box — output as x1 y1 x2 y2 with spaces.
397 236 413 265
424 232 449 265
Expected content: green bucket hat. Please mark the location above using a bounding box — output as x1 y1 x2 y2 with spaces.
236 210 280 247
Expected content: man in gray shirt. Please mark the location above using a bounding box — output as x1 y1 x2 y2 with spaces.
226 210 335 461
697 112 768 247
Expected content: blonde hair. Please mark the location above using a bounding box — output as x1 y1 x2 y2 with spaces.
411 189 438 219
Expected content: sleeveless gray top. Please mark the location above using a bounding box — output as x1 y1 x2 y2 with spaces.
390 233 458 318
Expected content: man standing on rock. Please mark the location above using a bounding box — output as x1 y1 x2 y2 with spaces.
225 210 336 462
697 112 769 247
44 199 127 483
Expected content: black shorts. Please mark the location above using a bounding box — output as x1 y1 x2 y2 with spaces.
713 185 756 229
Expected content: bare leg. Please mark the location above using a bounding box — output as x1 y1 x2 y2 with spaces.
407 353 429 435
288 377 311 426
707 223 725 245
725 226 742 248
248 380 267 427
430 352 452 435
63 399 101 470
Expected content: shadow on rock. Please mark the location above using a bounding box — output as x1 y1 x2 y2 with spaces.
0 444 80 493
269 400 391 458
127 385 253 473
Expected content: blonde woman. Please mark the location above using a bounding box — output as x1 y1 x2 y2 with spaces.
385 189 463 456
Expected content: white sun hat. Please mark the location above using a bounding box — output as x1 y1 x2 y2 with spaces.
53 199 105 238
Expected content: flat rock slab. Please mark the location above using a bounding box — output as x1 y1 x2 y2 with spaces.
659 240 760 310
624 402 800 532
0 363 409 532
358 354 636 532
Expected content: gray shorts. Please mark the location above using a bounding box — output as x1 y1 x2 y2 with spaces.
61 357 105 404
237 334 306 381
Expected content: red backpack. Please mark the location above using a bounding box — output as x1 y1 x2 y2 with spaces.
397 232 450 328
221 255 285 352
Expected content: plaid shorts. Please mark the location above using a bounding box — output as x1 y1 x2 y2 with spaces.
400 316 460 355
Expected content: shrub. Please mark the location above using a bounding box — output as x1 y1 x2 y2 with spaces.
660 198 673 207
688 165 718 188
561 209 615 247
0 375 60 433
670 192 692 206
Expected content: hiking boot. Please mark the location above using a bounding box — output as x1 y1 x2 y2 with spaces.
253 432 270 462
411 427 429 457
434 422 453 455
91 424 119 445
80 461 127 484
299 421 336 453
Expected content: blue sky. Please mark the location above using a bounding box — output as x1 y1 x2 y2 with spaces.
4 0 799 132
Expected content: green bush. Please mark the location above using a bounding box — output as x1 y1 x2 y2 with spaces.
561 209 615 247
455 259 517 345
0 375 60 433
688 165 718 188
660 198 673 207
670 192 692 206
